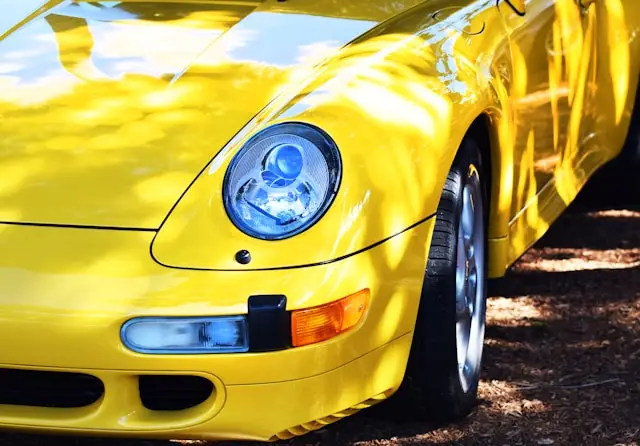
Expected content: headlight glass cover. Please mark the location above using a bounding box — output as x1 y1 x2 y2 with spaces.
121 316 249 354
223 122 341 240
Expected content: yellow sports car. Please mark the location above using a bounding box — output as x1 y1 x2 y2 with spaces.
0 0 638 442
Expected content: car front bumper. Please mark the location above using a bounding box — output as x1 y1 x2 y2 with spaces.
0 219 434 441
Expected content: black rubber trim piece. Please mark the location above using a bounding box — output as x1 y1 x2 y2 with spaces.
247 295 291 352
150 211 437 272
0 221 157 232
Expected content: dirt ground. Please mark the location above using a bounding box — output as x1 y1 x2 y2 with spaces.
2 164 638 446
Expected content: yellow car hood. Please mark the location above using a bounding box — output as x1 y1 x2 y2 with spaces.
0 0 415 228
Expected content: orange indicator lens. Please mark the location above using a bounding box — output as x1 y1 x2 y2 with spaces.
291 289 370 347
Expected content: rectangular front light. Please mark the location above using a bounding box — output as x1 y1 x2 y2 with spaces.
291 289 370 347
121 316 249 354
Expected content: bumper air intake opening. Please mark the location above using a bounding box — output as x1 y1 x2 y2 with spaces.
0 368 104 408
139 375 214 411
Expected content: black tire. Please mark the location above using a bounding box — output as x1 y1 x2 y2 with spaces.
400 138 489 421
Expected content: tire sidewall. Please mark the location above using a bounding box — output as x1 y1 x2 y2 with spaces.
409 138 489 418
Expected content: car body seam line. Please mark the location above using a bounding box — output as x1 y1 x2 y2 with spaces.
150 212 438 272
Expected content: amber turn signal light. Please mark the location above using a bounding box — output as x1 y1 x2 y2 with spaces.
291 289 370 347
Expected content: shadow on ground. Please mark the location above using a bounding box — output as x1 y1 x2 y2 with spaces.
2 165 638 446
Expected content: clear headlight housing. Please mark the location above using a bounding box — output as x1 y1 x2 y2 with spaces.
121 316 249 354
223 123 342 240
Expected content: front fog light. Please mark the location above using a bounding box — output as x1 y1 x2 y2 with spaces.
121 316 249 354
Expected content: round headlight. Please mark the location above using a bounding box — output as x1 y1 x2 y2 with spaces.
223 122 342 240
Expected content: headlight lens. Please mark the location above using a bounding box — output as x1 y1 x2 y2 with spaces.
223 123 341 240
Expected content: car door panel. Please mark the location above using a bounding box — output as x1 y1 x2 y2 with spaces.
587 0 640 167
496 0 596 257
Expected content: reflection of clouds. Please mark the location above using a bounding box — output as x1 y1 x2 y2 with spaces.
296 40 342 65
0 2 257 91
195 28 258 65
2 49 45 60
86 20 223 79
2 71 80 105
0 62 22 73
0 0 53 36
213 12 375 67
0 6 379 107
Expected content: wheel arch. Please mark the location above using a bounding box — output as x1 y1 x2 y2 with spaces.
462 111 511 278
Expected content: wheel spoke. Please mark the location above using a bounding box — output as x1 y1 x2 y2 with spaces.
456 298 471 321
456 319 470 367
461 186 475 240
456 241 466 302
467 268 477 315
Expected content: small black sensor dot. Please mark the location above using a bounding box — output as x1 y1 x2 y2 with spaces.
235 250 252 265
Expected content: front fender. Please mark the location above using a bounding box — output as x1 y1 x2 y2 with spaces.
151 0 506 271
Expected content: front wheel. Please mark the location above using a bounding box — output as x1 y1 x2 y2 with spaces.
406 138 489 421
